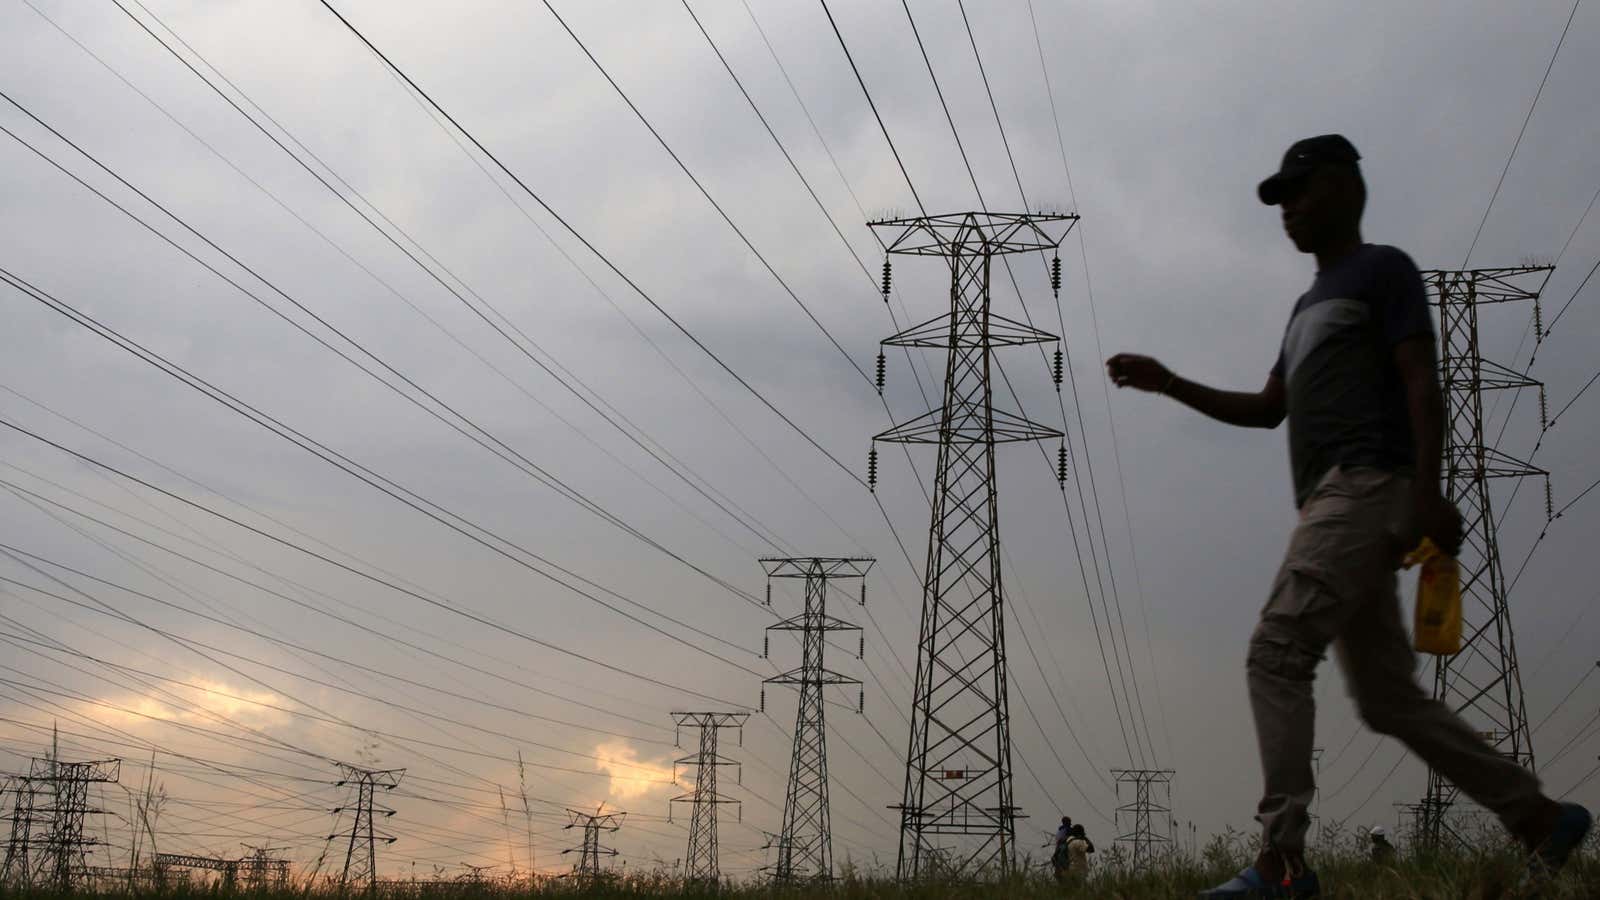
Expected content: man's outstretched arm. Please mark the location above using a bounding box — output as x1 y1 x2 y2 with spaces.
1106 353 1285 429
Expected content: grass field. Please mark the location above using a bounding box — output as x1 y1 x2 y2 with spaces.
4 832 1597 900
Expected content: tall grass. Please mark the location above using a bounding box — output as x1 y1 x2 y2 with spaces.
4 825 1593 900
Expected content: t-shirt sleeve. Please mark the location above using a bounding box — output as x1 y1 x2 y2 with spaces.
1271 349 1285 381
1372 246 1432 346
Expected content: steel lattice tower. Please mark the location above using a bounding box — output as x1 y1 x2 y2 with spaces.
1415 266 1553 848
669 712 748 884
562 807 623 884
2 776 38 887
27 751 120 891
871 212 1075 879
759 557 872 882
1111 769 1175 867
330 764 403 892
240 845 291 890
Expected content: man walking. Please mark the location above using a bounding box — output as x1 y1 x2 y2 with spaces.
1106 134 1591 897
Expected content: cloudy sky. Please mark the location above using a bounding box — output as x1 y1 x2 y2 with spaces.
1 0 1597 881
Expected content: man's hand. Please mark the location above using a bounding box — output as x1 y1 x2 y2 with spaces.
1413 487 1463 557
1106 354 1286 428
1106 353 1173 393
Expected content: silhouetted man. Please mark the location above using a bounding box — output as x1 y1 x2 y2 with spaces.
1106 134 1591 898
1049 816 1073 881
1368 826 1396 865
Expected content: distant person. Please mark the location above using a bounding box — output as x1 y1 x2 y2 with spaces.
1063 823 1094 883
1049 816 1074 882
1369 826 1396 865
1106 133 1592 898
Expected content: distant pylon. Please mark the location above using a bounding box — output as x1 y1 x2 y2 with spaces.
759 556 872 882
1 776 38 887
329 763 403 892
872 212 1076 879
1111 769 1175 867
669 712 749 884
27 735 120 891
1415 266 1553 848
240 845 290 891
562 806 623 884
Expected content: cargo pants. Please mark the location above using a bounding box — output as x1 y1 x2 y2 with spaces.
1248 465 1547 853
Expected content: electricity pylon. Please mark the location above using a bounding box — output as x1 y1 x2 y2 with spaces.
330 763 404 892
562 807 623 884
871 212 1076 879
27 749 120 890
1111 769 1175 867
759 557 872 882
669 712 749 884
240 845 291 890
1415 266 1553 848
1 776 38 887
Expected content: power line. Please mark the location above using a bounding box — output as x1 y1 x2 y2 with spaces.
520 1 951 731
0 569 670 762
0 259 761 681
0 666 702 867
105 0 798 562
0 477 540 782
0 469 679 741
1460 0 1584 267
0 547 604 864
1553 184 1600 269
1561 759 1600 800
1532 661 1600 736
673 5 1070 749
865 0 1146 782
0 106 764 656
814 0 926 215
0 496 812 864
1021 0 1175 764
679 0 937 421
538 0 869 386
895 0 1155 769
0 410 746 708
814 0 1153 798
0 383 668 724
1542 250 1600 336
0 413 889 851
1545 709 1600 768
12 451 896 820
313 0 865 488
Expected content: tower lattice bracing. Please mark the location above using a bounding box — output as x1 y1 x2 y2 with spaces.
1111 769 1175 867
330 764 403 892
26 753 120 891
669 712 748 884
1 777 38 887
562 808 622 884
872 212 1075 879
1416 266 1553 847
760 557 871 882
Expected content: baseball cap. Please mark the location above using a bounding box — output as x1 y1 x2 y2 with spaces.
1258 134 1362 205
1370 825 1387 838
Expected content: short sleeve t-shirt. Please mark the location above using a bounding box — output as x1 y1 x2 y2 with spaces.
1271 244 1433 506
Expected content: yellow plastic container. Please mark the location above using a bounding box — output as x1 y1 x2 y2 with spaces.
1403 537 1462 656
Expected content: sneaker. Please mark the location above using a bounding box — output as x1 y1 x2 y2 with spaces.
1528 802 1591 878
1197 864 1320 898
